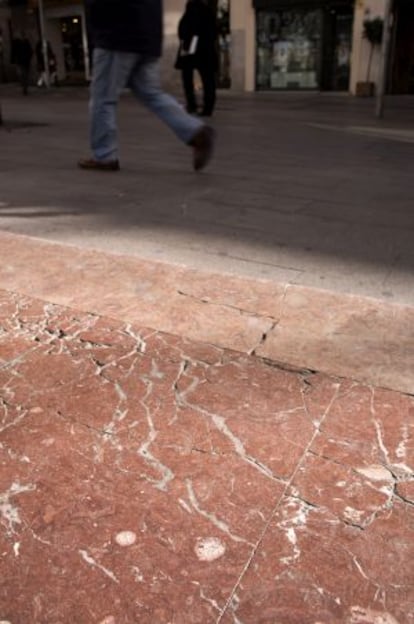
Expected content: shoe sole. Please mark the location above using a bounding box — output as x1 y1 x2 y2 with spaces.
78 161 120 172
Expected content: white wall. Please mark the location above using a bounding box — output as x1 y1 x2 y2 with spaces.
161 0 186 91
350 0 387 93
230 0 255 91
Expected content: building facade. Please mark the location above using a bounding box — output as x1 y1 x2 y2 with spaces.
3 0 414 95
233 0 414 95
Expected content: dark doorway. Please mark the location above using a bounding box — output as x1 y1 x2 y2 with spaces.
390 0 414 93
321 2 353 90
61 16 85 82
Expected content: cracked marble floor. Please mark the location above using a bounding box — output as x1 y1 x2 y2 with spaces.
0 290 413 624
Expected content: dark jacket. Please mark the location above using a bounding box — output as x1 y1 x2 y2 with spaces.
178 0 217 69
85 0 163 58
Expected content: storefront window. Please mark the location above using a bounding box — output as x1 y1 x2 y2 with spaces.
332 12 352 90
217 0 230 88
256 8 322 89
61 16 85 76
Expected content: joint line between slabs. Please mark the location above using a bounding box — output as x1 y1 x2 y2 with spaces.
215 385 340 624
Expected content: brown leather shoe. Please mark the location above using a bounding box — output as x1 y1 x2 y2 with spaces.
189 126 215 172
78 158 120 171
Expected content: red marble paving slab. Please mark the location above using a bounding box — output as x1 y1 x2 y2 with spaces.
219 383 414 624
2 289 413 624
2 293 318 623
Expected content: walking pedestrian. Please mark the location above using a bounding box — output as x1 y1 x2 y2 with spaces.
11 33 33 96
79 0 215 172
175 0 217 117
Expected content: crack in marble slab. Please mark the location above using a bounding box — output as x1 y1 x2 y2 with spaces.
197 587 222 615
248 321 278 357
176 377 287 483
0 401 29 435
79 549 120 584
176 284 296 359
124 324 154 354
299 377 326 427
257 357 317 378
28 527 53 547
250 283 291 357
176 289 279 322
343 550 388 611
138 376 175 492
56 410 118 439
97 376 129 451
185 479 253 546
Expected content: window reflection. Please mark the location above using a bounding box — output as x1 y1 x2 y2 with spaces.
256 9 322 90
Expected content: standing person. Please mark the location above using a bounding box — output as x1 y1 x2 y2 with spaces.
36 40 58 87
176 0 217 117
36 40 45 86
12 34 33 95
78 0 215 172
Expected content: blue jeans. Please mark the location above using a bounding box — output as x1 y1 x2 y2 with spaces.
90 48 203 162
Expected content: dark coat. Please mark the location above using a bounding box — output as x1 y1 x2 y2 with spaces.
85 0 163 58
11 38 33 68
177 0 217 70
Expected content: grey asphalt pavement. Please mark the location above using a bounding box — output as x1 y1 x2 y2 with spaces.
1 85 414 304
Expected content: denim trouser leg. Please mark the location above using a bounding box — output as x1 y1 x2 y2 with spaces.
89 48 135 161
129 57 203 145
90 50 203 160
